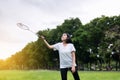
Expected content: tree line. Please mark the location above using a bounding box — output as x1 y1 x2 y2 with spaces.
0 15 120 71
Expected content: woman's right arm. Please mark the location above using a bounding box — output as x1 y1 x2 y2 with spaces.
40 36 54 49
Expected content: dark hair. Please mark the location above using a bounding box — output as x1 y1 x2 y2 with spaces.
64 33 72 43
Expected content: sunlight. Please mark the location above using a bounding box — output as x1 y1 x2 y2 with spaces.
0 48 14 60
0 42 27 60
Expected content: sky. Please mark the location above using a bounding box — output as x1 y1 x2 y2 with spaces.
0 0 120 60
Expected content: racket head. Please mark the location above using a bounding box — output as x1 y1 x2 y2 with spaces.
17 23 30 30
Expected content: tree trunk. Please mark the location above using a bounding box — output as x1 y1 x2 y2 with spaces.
116 61 118 71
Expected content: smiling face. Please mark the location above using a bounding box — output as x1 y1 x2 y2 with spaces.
61 33 68 42
61 33 72 43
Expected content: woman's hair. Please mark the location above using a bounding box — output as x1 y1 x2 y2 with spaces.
64 33 73 43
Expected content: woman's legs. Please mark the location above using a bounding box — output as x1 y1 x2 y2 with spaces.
60 67 80 80
60 68 68 80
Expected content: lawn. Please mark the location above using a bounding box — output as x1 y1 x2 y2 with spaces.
0 70 119 80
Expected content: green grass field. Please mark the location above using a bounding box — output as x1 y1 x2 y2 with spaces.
0 70 119 80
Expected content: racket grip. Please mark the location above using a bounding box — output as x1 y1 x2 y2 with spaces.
40 35 45 40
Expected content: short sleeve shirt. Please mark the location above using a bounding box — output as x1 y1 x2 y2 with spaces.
53 42 77 68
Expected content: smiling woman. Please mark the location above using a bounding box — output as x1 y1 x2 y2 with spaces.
0 0 120 60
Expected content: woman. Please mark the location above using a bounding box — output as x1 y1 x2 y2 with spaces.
41 33 80 80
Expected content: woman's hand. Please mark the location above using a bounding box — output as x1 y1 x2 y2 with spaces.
71 51 76 73
40 35 45 40
40 35 54 49
71 66 76 73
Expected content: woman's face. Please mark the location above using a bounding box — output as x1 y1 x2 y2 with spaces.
61 33 68 41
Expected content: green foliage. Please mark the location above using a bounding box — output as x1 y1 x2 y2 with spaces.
0 16 120 70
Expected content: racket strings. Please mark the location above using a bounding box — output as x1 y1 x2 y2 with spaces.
17 23 38 35
17 23 30 30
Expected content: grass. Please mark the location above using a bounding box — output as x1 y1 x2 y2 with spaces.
0 70 119 80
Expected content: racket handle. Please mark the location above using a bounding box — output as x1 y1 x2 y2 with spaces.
40 35 45 40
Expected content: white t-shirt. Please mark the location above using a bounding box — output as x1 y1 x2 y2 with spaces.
53 42 77 68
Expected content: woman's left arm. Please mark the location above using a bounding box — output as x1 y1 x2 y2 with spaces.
71 51 76 73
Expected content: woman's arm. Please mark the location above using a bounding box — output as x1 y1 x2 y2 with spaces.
71 51 76 73
40 36 54 49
